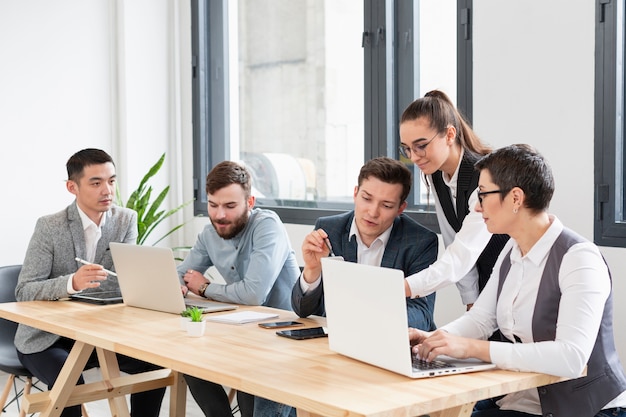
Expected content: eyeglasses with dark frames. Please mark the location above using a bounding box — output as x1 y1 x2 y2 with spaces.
398 131 441 159
477 189 505 208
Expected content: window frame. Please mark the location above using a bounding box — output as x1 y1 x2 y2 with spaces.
594 0 626 247
190 0 473 233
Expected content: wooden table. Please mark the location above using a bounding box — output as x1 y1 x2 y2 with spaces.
0 301 569 417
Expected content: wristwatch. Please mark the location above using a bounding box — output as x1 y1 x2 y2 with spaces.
198 281 209 297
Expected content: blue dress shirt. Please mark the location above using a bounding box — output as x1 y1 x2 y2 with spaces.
177 208 299 310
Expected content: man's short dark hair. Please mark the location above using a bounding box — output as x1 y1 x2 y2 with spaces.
66 149 115 182
206 161 252 197
357 157 413 203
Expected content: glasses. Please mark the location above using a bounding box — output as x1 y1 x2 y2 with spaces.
477 189 505 208
398 131 441 158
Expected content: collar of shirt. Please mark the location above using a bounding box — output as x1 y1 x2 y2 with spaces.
76 204 107 230
441 147 464 201
349 217 392 266
76 205 105 262
509 214 561 267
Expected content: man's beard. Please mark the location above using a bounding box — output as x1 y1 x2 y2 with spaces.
211 210 249 239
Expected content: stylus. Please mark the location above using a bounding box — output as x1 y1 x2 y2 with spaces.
324 238 336 257
74 257 118 277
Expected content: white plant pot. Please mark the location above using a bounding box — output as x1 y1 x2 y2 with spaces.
180 317 191 330
186 320 206 337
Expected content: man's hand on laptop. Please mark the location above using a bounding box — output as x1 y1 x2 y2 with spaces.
183 269 210 297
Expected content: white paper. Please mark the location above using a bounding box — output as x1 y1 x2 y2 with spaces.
206 311 279 324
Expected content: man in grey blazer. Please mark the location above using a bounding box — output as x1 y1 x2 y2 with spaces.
15 148 165 417
292 157 439 330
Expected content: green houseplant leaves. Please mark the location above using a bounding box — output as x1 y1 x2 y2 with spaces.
185 306 204 322
116 153 194 246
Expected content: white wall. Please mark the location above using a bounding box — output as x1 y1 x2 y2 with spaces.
0 0 192 262
2 1 626 360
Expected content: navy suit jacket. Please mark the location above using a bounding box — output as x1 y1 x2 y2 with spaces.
291 211 438 330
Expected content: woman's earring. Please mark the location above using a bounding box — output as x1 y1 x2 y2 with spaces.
513 207 518 214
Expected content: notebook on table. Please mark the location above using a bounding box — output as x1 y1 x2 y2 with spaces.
320 257 496 378
108 242 238 314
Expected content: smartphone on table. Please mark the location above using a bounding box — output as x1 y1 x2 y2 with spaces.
258 321 304 329
276 327 328 340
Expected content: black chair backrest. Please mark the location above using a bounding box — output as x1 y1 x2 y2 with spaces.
0 265 26 374
0 265 22 339
0 265 21 304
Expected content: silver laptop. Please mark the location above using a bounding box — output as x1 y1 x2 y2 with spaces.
109 242 238 314
321 257 496 378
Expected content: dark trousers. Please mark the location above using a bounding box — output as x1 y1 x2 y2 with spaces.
17 337 165 417
184 374 254 417
473 398 626 417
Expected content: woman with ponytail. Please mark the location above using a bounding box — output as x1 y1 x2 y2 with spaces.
399 90 509 308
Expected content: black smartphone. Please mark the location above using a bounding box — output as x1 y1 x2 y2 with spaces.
276 327 328 340
258 321 304 329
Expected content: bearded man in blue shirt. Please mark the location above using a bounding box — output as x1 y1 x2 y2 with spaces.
178 160 299 417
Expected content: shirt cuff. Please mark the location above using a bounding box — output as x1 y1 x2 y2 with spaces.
67 273 81 294
299 271 322 294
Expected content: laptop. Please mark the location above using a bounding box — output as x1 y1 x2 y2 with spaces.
320 257 496 378
108 242 239 314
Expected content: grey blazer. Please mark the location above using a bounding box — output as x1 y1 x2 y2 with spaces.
15 202 137 354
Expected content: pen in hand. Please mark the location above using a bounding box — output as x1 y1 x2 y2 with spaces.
74 257 118 277
324 238 335 257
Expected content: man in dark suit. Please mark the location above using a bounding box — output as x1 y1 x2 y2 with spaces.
15 148 165 417
258 157 439 417
292 156 439 330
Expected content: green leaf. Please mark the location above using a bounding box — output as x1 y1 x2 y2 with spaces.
186 306 204 322
116 153 194 246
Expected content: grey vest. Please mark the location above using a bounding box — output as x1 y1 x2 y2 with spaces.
498 228 626 417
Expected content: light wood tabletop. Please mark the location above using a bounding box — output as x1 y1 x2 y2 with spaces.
0 301 569 417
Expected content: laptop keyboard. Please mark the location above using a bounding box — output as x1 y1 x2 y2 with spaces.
411 356 455 371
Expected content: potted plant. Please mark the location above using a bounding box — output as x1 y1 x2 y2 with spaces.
184 306 205 337
179 308 192 330
116 153 194 246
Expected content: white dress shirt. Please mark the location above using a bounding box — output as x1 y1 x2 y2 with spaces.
405 149 491 304
441 215 626 414
68 206 105 293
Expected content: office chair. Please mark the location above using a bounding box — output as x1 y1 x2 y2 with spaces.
0 264 35 417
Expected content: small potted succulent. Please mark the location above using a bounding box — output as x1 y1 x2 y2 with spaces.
184 306 206 337
180 308 192 330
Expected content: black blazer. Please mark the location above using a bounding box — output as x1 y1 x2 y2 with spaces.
431 152 509 291
291 211 439 330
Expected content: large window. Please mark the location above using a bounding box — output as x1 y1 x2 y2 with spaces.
595 0 626 247
191 0 472 229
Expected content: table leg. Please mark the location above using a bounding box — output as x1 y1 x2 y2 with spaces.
168 371 187 417
42 341 94 417
95 348 131 417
